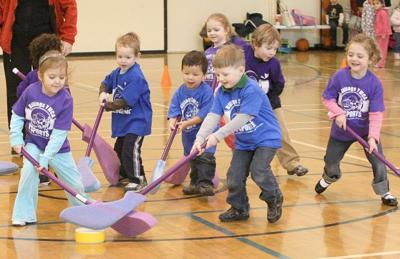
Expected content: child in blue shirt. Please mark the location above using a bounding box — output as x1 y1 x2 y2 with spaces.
244 24 308 177
168 50 216 196
193 44 283 223
99 32 152 192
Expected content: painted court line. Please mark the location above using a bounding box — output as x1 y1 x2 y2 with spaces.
318 250 400 258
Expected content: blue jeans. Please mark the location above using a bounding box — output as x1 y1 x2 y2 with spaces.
226 147 282 211
323 136 389 195
12 143 87 222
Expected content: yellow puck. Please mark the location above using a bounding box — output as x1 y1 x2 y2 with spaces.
75 228 105 244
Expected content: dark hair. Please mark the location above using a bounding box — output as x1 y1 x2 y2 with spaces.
181 50 208 74
29 33 62 69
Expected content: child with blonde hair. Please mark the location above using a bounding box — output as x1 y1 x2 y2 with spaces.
315 34 397 207
193 44 283 223
10 51 88 226
99 32 152 192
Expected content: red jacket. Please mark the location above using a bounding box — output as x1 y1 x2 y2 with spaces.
0 0 77 54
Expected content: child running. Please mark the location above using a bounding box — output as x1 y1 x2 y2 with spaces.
315 34 397 207
193 44 284 223
10 51 88 226
99 32 152 192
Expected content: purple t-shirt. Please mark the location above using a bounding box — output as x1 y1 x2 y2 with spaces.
12 81 73 152
323 67 384 141
204 36 248 88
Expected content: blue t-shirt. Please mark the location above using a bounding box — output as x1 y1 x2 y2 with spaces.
102 63 152 137
12 81 73 153
212 76 281 150
323 67 384 141
168 82 215 155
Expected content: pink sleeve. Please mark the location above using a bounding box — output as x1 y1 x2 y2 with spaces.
369 112 383 142
322 98 344 119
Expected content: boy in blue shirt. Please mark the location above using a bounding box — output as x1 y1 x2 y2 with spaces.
193 44 283 223
168 50 216 196
99 32 152 192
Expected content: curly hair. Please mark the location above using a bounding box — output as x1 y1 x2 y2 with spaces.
345 33 381 65
29 33 62 69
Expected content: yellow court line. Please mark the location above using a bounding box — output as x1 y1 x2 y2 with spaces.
318 250 400 259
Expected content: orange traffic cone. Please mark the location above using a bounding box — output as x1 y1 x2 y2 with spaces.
161 65 172 104
340 58 347 68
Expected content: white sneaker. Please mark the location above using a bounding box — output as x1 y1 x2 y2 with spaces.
124 182 140 192
12 220 26 226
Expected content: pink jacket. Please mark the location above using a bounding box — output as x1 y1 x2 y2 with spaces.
374 7 392 36
390 8 400 33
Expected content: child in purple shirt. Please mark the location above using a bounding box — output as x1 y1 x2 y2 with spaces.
10 51 88 226
315 34 397 207
244 24 308 177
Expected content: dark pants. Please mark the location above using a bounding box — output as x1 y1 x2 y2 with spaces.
114 134 145 184
329 20 349 47
393 32 400 53
189 152 216 186
226 147 282 211
323 136 389 195
3 34 35 127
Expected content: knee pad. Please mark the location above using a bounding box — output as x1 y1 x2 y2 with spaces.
322 167 341 183
372 179 389 196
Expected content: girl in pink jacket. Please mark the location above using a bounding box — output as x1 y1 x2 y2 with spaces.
373 0 392 68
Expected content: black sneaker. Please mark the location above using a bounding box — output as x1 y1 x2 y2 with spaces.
199 183 214 196
315 179 328 194
39 175 50 187
266 195 283 223
287 165 309 176
381 193 398 206
182 184 200 195
219 207 249 222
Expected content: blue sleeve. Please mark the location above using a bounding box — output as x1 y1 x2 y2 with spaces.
240 87 263 116
168 89 182 118
210 90 225 116
197 87 214 119
39 129 68 169
101 71 115 93
9 112 25 147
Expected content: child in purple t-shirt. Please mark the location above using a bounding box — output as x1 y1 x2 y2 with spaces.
10 51 88 226
244 24 308 177
315 34 397 207
16 33 63 186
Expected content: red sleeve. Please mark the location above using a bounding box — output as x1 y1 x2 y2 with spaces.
57 0 77 44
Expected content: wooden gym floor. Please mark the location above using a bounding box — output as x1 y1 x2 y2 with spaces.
0 50 400 259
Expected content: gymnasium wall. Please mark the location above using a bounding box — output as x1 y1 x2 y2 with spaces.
73 0 400 53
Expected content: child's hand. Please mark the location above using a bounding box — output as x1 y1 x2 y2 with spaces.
99 92 108 105
367 138 377 154
205 134 218 149
179 121 189 132
169 118 177 131
191 140 205 155
335 114 347 130
12 145 22 154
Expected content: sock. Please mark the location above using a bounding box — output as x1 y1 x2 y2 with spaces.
319 179 330 188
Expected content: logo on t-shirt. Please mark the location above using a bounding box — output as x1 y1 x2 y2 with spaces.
25 101 56 139
225 99 258 133
338 86 369 119
246 70 270 93
112 84 132 115
181 97 199 131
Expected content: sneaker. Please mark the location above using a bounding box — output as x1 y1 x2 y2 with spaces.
182 184 200 195
381 193 398 206
124 182 141 192
199 183 214 196
219 207 249 222
39 175 50 187
12 220 36 226
266 195 283 223
118 177 129 186
287 165 309 176
315 179 329 194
